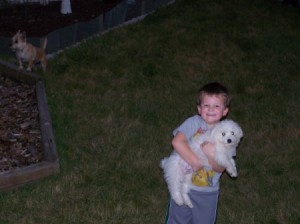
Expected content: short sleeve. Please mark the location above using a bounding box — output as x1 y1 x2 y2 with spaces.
173 115 207 139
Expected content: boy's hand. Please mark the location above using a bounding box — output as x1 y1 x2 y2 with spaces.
201 142 225 173
173 132 204 171
201 142 215 158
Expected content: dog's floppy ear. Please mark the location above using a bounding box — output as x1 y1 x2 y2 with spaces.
210 122 221 138
235 125 243 138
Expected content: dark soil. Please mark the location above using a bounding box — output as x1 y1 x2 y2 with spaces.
0 76 42 171
0 0 122 171
0 0 122 37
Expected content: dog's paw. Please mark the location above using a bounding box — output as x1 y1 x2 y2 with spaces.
183 196 193 208
173 193 184 206
185 201 193 208
227 169 238 178
231 172 238 178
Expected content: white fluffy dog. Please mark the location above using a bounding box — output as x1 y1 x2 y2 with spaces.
160 119 243 208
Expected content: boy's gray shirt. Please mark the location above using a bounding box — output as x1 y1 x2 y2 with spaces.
173 115 208 139
172 114 222 192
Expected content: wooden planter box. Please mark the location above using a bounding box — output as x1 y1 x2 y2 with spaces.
0 59 59 191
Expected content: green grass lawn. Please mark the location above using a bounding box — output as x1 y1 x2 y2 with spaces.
1 0 300 223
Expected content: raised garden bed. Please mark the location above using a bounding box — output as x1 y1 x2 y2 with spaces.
0 59 59 191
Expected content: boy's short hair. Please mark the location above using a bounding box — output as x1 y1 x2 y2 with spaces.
197 82 231 107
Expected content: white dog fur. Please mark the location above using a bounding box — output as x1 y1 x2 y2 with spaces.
160 119 243 208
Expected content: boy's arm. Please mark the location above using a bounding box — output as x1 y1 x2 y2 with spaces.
172 132 203 171
202 142 225 173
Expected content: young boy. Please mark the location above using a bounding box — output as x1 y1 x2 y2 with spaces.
165 82 231 224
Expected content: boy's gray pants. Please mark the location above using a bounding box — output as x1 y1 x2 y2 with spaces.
165 190 219 224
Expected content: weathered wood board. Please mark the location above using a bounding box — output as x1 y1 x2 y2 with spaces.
0 59 59 191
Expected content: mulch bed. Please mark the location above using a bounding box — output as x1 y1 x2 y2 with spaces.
0 76 42 172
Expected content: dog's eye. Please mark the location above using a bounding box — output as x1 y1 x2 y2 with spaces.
222 132 225 136
231 131 234 135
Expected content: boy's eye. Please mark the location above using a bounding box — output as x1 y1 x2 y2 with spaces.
222 132 225 136
231 132 234 135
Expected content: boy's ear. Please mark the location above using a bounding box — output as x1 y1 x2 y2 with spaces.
222 107 229 117
197 105 202 114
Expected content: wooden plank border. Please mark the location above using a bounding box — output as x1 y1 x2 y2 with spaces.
0 59 59 191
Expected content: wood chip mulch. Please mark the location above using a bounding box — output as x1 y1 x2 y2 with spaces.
0 76 43 172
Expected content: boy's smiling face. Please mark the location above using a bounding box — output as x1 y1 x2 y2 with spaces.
197 94 229 128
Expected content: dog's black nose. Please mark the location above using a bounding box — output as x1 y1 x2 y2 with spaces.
227 139 232 143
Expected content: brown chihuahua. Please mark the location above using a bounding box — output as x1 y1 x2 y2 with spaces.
10 30 47 72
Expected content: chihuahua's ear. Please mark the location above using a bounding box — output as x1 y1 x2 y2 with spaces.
21 31 27 40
